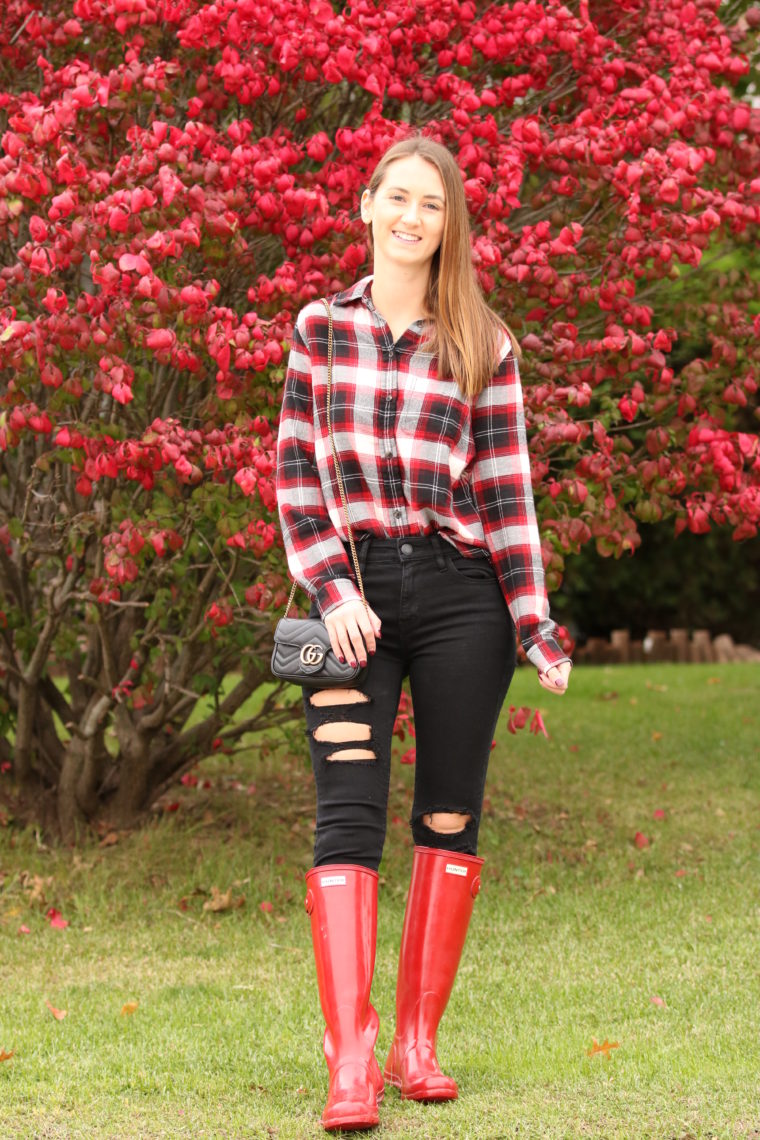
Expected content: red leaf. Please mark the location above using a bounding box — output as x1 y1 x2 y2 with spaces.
46 907 69 930
45 999 67 1020
634 832 650 849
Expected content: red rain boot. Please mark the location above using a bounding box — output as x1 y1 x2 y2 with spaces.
305 864 384 1131
384 846 484 1101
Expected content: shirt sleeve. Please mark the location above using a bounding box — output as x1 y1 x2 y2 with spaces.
275 307 363 617
470 338 571 673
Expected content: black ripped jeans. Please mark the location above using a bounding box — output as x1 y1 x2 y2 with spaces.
304 534 517 871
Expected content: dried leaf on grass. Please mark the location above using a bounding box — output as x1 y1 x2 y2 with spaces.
121 1002 139 1016
46 907 69 929
588 1038 619 1058
45 1000 67 1021
651 995 667 1008
19 872 53 908
0 1049 14 1062
203 886 245 913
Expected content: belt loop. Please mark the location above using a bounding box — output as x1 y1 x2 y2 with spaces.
432 533 447 571
357 534 372 574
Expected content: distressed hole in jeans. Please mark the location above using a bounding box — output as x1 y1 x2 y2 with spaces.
424 811 472 834
313 722 371 744
309 688 369 708
327 747 376 762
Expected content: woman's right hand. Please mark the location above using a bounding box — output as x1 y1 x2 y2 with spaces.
324 600 382 667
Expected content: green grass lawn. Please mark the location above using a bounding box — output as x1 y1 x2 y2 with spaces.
1 663 759 1139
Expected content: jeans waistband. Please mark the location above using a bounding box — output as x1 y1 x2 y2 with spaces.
348 532 456 572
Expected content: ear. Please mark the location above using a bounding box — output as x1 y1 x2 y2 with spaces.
360 189 373 224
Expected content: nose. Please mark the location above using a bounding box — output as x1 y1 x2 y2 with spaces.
401 200 421 225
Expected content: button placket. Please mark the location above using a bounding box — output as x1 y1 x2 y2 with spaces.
380 341 405 527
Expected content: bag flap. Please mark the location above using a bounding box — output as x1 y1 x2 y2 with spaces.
273 618 331 650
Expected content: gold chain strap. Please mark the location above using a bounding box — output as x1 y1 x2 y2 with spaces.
283 299 368 617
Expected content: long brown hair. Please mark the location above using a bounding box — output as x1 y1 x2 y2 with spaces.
365 135 522 398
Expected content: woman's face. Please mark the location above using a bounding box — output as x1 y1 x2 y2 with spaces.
361 155 446 273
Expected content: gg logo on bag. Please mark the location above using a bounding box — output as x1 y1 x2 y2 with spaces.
300 643 325 667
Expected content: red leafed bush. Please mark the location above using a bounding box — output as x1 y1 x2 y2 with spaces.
0 0 758 839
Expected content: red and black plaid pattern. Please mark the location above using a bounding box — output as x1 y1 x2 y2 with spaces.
276 276 569 672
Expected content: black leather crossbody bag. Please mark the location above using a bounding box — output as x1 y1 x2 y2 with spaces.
271 300 368 689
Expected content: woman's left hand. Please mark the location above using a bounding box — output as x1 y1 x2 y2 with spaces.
537 661 572 695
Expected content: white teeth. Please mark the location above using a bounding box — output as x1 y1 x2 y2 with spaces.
393 231 420 243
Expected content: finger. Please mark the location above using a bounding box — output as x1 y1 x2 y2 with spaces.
357 613 376 656
538 667 568 694
324 617 349 663
345 618 370 666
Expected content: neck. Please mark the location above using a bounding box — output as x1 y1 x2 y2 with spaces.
369 253 431 325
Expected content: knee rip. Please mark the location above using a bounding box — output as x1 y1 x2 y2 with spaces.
423 811 472 834
309 688 369 708
312 719 375 763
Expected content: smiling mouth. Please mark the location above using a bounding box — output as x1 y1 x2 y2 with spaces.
392 231 421 243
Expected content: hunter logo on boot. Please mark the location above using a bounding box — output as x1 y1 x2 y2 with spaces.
320 875 347 886
445 864 468 876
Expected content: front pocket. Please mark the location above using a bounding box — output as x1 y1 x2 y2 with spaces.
446 552 496 582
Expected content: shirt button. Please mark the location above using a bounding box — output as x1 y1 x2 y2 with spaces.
393 508 403 519
385 447 393 458
400 542 413 556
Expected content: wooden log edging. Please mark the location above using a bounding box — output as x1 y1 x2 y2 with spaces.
572 628 760 665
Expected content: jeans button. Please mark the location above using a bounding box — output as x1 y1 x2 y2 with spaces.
400 542 413 556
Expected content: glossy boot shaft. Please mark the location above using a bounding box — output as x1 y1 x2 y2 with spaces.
305 864 384 1130
384 846 483 1101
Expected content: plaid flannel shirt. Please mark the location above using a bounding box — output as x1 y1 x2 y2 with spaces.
275 276 570 672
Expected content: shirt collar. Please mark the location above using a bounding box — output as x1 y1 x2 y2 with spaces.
331 274 428 334
331 274 374 308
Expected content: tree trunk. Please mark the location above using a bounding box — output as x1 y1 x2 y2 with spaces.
57 737 89 845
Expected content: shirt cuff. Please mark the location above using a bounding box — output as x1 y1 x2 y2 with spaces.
524 637 573 674
316 577 363 617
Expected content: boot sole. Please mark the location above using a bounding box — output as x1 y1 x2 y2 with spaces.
384 1073 458 1101
322 1106 380 1130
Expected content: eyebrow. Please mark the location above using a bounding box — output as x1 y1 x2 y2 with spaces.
386 185 445 203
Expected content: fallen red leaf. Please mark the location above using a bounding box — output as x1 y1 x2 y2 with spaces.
530 708 549 738
653 809 666 820
650 995 667 1008
45 1000 67 1020
46 907 69 929
259 901 273 913
0 1049 13 1062
634 831 650 849
121 1002 139 1016
587 1038 619 1058
17 924 30 935
675 869 687 877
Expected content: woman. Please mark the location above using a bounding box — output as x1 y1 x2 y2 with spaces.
276 134 572 1131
